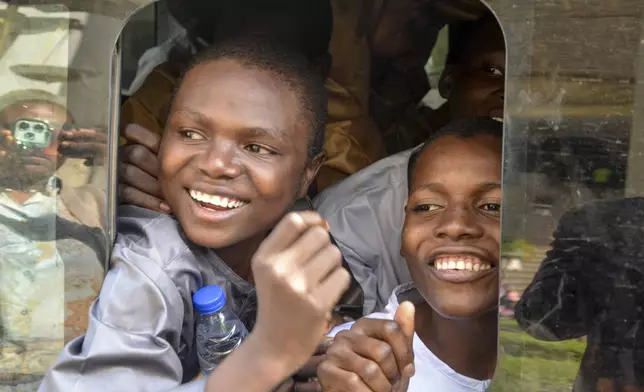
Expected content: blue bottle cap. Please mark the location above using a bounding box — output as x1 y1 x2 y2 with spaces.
193 285 226 315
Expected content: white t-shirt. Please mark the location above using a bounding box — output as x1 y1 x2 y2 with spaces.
328 284 492 392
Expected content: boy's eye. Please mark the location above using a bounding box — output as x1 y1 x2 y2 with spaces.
178 130 205 140
479 203 501 215
412 204 442 213
245 144 275 155
484 66 504 77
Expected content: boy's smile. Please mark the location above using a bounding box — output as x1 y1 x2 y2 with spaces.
187 188 250 223
427 246 496 284
402 133 502 319
158 58 315 250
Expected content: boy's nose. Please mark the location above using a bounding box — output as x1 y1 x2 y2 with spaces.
433 208 484 242
196 142 242 179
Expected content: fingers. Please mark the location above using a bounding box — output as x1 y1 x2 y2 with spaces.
314 337 334 355
120 143 160 177
254 212 327 260
118 183 166 212
273 378 294 392
351 319 414 379
123 123 161 153
59 128 107 142
296 354 325 380
300 244 342 288
318 361 373 392
59 142 106 157
280 225 331 271
309 267 351 313
394 302 416 342
292 380 322 392
325 333 396 391
119 162 162 199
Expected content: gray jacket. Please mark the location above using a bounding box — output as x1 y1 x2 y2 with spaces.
39 206 257 391
314 147 419 314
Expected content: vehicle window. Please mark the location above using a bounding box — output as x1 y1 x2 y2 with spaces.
0 1 132 387
489 0 644 391
2 0 643 390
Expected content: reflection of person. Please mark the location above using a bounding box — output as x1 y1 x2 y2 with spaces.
319 118 502 391
0 90 104 385
41 38 353 392
315 13 505 314
515 198 644 391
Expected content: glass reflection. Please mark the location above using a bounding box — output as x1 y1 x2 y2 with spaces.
0 2 111 388
488 0 644 390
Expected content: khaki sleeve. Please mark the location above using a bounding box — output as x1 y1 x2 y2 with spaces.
317 78 383 190
119 63 177 145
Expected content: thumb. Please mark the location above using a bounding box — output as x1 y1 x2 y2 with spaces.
394 301 415 342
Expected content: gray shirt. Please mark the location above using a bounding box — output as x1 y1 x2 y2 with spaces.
313 146 419 314
39 205 258 392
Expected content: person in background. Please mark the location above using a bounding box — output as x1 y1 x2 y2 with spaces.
515 198 644 391
314 13 505 314
0 90 105 389
120 0 382 199
366 0 491 155
318 117 502 392
40 37 351 392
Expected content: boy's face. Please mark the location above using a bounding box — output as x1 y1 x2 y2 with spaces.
441 19 506 120
0 101 68 186
401 134 502 318
158 59 318 249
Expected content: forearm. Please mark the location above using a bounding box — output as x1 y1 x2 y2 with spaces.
204 333 290 392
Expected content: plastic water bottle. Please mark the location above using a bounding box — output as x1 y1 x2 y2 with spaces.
193 285 249 375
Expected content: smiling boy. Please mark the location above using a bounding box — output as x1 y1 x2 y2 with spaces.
319 117 502 392
314 14 505 315
40 38 351 392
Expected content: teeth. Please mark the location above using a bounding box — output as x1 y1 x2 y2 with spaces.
189 190 247 209
492 117 503 123
433 256 492 272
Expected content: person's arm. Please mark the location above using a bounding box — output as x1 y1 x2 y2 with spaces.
514 206 598 341
317 78 383 191
203 211 350 392
39 238 199 392
203 333 290 391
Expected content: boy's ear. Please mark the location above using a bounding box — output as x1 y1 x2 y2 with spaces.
438 66 455 99
298 151 326 198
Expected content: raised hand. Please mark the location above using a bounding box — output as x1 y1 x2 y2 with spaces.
251 211 351 376
318 302 416 392
118 124 169 213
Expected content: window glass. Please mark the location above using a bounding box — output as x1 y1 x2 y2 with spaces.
488 1 644 390
0 1 137 387
2 0 644 390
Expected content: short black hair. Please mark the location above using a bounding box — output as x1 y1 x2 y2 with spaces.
186 0 333 63
175 36 328 160
446 13 501 66
407 117 503 190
